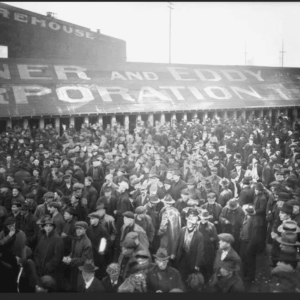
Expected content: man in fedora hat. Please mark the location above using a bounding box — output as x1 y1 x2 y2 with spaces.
78 259 105 292
34 218 64 290
101 262 124 292
171 212 204 288
86 212 111 280
158 194 181 256
208 258 245 292
63 221 93 292
239 204 264 281
34 192 54 220
146 247 183 292
219 198 245 253
198 209 218 283
238 177 255 207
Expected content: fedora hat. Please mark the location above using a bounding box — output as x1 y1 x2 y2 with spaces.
161 194 175 204
243 204 256 215
276 232 300 246
278 220 300 234
199 209 212 220
42 219 56 227
220 258 240 272
78 259 99 272
227 198 239 210
149 195 160 204
153 247 170 261
220 178 230 186
279 202 293 215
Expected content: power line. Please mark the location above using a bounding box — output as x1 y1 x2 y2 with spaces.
244 42 247 65
279 39 286 67
168 2 174 64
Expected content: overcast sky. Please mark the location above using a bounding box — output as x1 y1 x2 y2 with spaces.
4 2 300 67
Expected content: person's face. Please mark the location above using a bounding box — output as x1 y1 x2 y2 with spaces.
6 156 11 161
254 189 260 195
187 220 196 230
71 195 79 205
292 205 300 215
207 194 216 204
89 217 99 226
104 191 112 198
156 259 168 270
76 227 86 237
181 194 189 201
12 189 19 197
164 184 171 190
97 208 105 217
211 170 218 177
219 267 231 277
173 175 180 182
43 224 54 235
33 160 39 166
7 176 13 183
219 240 230 250
63 211 72 221
123 217 133 227
33 170 39 177
279 211 290 221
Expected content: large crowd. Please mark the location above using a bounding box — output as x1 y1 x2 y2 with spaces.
0 112 299 293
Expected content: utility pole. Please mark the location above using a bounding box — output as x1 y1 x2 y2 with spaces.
279 39 286 67
168 2 174 64
244 42 247 65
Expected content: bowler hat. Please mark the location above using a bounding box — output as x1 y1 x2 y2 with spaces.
276 232 300 246
254 182 264 191
279 202 293 215
218 233 235 244
220 178 230 186
244 204 256 215
153 247 170 261
75 221 88 229
220 258 240 272
78 260 99 272
242 178 250 185
64 207 76 216
122 211 135 219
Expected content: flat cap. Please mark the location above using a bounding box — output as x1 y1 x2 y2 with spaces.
122 211 135 219
74 221 88 229
73 183 84 190
218 233 235 244
135 206 146 214
121 238 136 249
88 212 101 219
43 192 54 199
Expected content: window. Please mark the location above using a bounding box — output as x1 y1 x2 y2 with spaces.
0 46 8 58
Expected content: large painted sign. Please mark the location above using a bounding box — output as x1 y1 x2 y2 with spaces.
0 58 300 117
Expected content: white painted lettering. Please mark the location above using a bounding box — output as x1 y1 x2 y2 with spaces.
230 86 262 99
12 86 52 104
194 69 222 81
142 72 158 80
126 72 143 80
74 29 84 37
17 65 51 80
138 86 171 102
48 22 60 31
85 32 94 39
0 88 8 104
167 67 196 81
0 8 9 18
222 70 247 81
31 16 46 27
54 66 91 80
56 86 94 103
188 86 205 100
14 12 28 23
96 87 135 102
243 70 264 81
0 64 10 79
204 86 232 99
159 86 185 100
111 72 127 80
63 25 73 34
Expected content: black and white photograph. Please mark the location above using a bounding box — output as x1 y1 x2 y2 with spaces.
0 1 299 293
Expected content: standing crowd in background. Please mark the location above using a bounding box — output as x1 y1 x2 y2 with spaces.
0 112 300 293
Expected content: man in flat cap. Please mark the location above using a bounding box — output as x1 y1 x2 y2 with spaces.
48 202 65 236
60 174 74 197
34 219 64 290
34 192 54 220
134 206 155 248
213 233 242 276
82 176 98 214
86 212 111 279
96 186 118 218
63 221 93 292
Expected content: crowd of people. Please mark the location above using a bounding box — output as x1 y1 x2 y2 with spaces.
0 112 299 293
